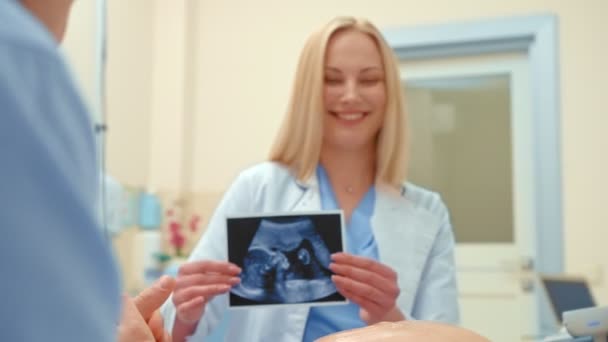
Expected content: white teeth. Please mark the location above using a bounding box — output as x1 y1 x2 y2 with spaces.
337 113 364 121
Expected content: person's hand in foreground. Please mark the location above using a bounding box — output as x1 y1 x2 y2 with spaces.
118 275 176 342
315 321 490 342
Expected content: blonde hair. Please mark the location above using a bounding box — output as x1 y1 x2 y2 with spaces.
269 16 409 188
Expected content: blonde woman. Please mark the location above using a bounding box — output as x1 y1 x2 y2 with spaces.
162 16 459 342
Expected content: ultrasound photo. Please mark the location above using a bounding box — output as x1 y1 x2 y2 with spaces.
226 211 346 308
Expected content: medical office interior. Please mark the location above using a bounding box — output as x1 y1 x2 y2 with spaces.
61 0 607 341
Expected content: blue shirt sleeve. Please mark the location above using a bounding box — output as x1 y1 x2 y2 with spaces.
0 28 122 342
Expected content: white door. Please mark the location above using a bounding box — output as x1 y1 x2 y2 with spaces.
401 53 539 342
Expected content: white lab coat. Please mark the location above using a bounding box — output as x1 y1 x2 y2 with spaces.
161 162 459 341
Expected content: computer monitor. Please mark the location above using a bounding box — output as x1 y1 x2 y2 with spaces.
540 275 596 324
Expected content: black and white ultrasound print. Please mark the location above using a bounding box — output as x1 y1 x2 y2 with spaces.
226 211 346 308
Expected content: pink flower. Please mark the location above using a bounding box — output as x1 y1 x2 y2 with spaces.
170 231 185 250
189 215 200 232
169 221 181 232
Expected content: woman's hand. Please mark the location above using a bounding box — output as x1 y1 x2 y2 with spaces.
172 260 241 324
329 252 404 325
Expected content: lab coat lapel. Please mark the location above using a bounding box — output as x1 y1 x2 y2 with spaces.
290 173 321 211
372 185 439 313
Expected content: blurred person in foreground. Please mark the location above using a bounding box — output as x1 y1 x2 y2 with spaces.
1 0 174 340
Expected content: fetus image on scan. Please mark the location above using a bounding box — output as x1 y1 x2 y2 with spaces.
230 217 339 304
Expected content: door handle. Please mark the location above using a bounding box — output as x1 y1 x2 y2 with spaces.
520 256 534 272
519 256 535 293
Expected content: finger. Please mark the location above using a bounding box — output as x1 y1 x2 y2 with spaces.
118 295 154 342
359 309 379 326
336 284 385 321
176 296 206 323
120 295 145 323
176 273 240 289
331 253 397 281
147 311 165 342
162 330 172 342
332 275 393 309
178 260 241 276
329 263 399 296
342 284 384 324
173 284 231 307
134 275 176 321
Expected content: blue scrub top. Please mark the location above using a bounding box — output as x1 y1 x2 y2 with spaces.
0 1 121 341
302 165 379 341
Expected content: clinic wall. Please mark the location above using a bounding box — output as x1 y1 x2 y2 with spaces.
62 1 98 118
103 0 190 192
189 0 608 303
104 0 156 186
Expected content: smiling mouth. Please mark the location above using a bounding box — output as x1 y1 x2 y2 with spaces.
329 112 369 122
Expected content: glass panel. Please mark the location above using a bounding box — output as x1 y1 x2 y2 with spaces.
405 75 513 243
